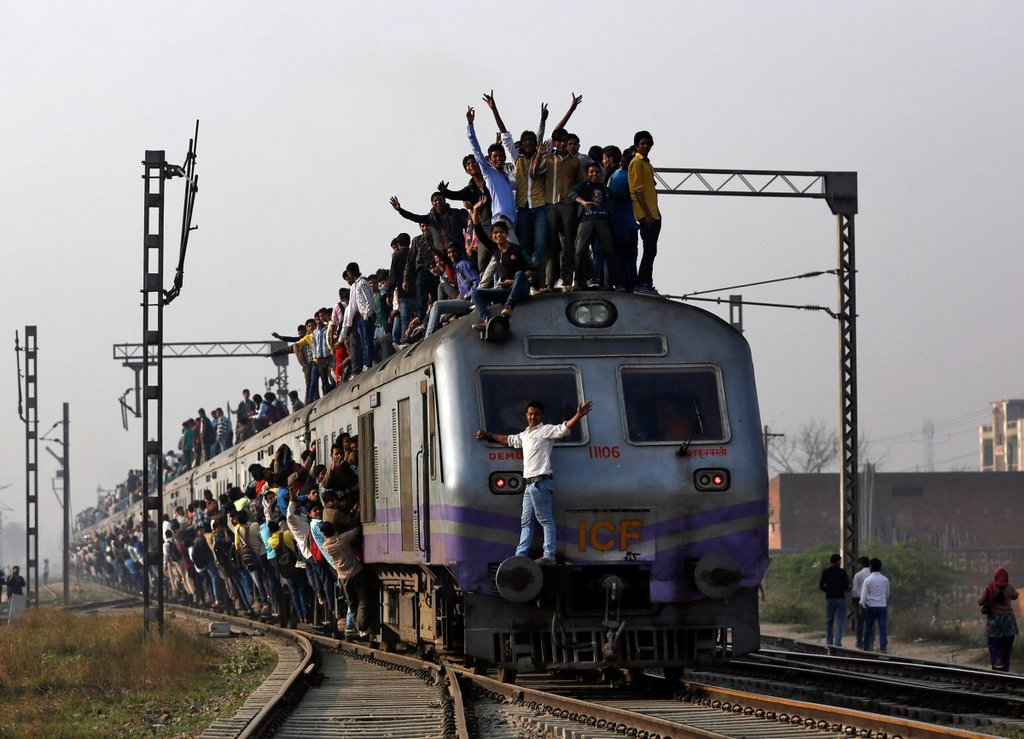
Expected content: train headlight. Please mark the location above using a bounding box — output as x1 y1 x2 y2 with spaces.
490 471 524 495
694 468 730 491
567 299 617 328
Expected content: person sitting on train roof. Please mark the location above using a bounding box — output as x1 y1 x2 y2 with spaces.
425 244 479 337
248 393 267 431
235 413 252 445
267 391 289 421
469 196 535 327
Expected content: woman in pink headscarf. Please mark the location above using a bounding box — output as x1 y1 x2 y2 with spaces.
979 567 1018 671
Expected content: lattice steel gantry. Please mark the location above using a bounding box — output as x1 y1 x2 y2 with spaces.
16 326 40 608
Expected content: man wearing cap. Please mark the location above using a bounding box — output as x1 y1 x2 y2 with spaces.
475 399 594 565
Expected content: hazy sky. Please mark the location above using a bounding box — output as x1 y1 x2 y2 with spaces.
2 2 1022 564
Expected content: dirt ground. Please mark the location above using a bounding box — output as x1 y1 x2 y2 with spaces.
761 622 992 668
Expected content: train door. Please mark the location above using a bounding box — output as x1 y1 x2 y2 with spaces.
397 398 416 552
396 382 433 561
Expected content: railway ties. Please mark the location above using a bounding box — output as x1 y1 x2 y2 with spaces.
275 649 450 739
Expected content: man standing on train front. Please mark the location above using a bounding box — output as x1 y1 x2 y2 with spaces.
476 399 593 564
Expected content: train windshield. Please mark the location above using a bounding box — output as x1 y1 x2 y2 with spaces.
620 366 727 443
478 367 585 443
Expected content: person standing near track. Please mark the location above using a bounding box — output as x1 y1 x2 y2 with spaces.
819 553 850 647
860 558 890 653
850 556 871 649
475 399 594 565
979 567 1018 671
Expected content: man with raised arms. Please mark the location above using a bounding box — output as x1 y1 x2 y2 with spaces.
476 399 594 565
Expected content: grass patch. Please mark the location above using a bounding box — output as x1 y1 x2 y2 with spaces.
0 609 275 737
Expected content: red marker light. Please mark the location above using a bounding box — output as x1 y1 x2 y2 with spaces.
713 474 724 486
495 478 506 488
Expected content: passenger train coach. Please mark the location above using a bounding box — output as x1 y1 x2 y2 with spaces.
97 291 769 677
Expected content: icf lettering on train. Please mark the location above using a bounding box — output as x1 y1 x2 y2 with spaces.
577 518 643 551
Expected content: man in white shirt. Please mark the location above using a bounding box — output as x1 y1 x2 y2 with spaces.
341 263 378 375
860 558 890 653
850 556 871 649
476 399 593 565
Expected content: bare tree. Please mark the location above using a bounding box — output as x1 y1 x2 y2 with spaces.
768 419 889 475
768 418 838 474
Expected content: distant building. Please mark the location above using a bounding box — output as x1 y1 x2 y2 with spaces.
980 400 1024 471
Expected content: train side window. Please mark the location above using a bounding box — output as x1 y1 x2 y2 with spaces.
619 366 729 444
358 412 376 523
478 367 585 444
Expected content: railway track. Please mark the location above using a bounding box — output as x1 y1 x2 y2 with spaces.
686 645 1024 731
70 585 1000 737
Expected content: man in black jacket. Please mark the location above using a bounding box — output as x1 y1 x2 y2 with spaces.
819 553 851 647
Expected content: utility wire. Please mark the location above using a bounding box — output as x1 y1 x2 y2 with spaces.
669 294 838 319
680 269 838 298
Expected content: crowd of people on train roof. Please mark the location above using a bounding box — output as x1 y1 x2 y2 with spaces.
166 92 665 477
76 434 372 638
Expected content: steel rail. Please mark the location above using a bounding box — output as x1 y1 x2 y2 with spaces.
168 604 315 739
446 662 728 739
677 679 991 739
440 660 471 739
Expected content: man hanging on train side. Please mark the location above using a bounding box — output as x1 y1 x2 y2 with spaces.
476 399 594 565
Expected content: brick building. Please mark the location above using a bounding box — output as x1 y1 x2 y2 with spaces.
769 471 1024 580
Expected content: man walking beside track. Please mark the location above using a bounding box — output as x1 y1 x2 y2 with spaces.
475 399 593 565
819 553 850 647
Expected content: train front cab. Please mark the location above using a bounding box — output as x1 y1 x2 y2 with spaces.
454 295 768 677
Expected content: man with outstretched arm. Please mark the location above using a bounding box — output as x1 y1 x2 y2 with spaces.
476 399 594 565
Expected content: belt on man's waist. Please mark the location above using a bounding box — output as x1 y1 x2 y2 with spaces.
524 474 553 484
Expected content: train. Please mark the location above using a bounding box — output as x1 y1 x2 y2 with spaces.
83 290 769 679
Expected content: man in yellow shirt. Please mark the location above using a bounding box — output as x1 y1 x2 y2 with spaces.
628 130 661 295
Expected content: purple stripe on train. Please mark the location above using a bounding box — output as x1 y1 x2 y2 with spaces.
361 524 767 602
